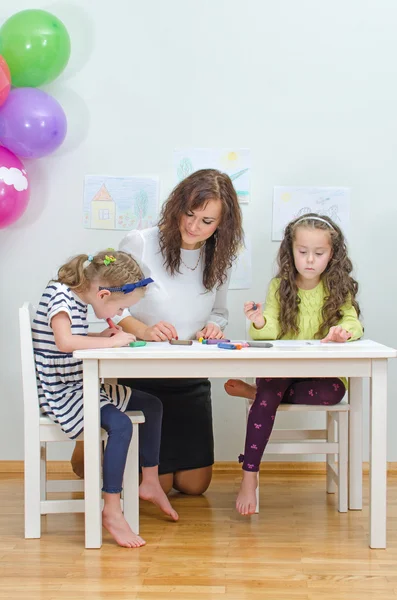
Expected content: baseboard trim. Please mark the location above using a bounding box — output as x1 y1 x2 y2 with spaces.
1 460 397 476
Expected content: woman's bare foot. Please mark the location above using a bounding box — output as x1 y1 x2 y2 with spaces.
236 470 258 516
140 466 179 521
102 505 146 548
71 441 85 479
224 379 256 401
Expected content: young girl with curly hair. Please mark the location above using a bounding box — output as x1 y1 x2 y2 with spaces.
225 213 363 515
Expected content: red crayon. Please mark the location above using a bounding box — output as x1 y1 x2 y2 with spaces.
106 318 117 329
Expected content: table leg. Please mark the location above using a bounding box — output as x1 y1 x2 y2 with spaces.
369 359 388 549
83 359 102 549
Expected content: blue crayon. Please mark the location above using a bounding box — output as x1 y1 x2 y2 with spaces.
218 342 239 350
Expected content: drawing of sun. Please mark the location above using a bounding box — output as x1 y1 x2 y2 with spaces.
221 150 241 170
281 192 291 202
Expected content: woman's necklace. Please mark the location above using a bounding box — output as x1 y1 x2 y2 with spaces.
180 243 205 271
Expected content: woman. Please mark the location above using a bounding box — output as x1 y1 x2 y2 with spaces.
72 169 243 494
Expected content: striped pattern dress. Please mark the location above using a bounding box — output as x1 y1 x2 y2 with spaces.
33 282 132 439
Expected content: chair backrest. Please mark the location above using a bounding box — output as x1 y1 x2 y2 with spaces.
245 318 251 339
19 303 40 424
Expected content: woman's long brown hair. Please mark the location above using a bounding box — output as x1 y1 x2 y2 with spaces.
158 169 243 290
277 213 360 338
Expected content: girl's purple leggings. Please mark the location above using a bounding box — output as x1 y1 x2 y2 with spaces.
240 377 346 472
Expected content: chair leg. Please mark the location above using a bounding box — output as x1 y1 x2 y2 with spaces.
123 423 140 535
326 412 337 494
348 378 363 510
40 443 47 502
255 472 259 514
338 412 348 513
24 427 41 538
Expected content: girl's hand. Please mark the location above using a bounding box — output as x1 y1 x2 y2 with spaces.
99 324 122 338
321 326 352 343
196 323 224 340
110 331 136 347
244 301 265 329
142 321 178 342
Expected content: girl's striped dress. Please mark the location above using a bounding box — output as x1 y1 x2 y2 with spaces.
33 282 132 439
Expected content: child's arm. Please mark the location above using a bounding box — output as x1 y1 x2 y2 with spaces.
51 312 136 353
248 279 281 340
337 303 363 341
322 303 363 343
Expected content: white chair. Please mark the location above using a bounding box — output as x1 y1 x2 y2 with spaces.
245 399 349 513
19 302 145 541
243 321 349 514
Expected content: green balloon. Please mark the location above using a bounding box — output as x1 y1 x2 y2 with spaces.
0 9 71 87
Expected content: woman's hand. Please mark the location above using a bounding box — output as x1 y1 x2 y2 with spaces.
244 301 265 329
196 323 224 340
110 331 136 347
142 321 178 342
98 324 122 337
321 326 352 343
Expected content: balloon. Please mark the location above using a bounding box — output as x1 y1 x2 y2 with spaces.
0 56 11 107
0 88 67 159
0 147 30 229
0 9 71 87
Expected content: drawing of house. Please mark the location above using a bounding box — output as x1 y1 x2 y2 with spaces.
90 184 116 229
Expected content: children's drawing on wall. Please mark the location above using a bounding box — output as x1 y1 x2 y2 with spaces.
83 175 159 231
174 148 251 204
272 186 350 241
229 237 252 290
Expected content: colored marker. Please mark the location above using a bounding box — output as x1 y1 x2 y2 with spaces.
106 318 117 329
202 338 231 344
129 341 147 347
252 302 258 311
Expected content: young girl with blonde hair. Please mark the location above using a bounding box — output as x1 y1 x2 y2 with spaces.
33 250 178 548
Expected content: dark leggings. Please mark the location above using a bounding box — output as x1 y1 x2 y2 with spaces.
101 389 162 493
240 377 346 472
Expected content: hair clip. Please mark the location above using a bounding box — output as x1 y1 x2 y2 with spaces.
103 255 116 266
83 254 94 269
99 277 154 294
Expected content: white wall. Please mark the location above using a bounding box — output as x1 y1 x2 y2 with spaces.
1 0 396 462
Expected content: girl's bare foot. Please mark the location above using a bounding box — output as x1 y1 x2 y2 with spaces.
236 470 258 516
102 506 146 548
140 466 179 521
139 479 179 521
224 379 256 401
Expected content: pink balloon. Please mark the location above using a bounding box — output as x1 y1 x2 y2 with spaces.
0 147 30 228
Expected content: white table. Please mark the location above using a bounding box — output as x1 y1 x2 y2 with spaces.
74 339 396 549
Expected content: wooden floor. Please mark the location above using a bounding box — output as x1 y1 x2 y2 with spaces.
1 471 397 600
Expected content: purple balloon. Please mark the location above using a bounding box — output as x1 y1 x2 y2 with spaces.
0 88 67 159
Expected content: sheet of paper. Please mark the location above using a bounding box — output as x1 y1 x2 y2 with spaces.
83 175 159 230
174 148 251 203
272 186 350 240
